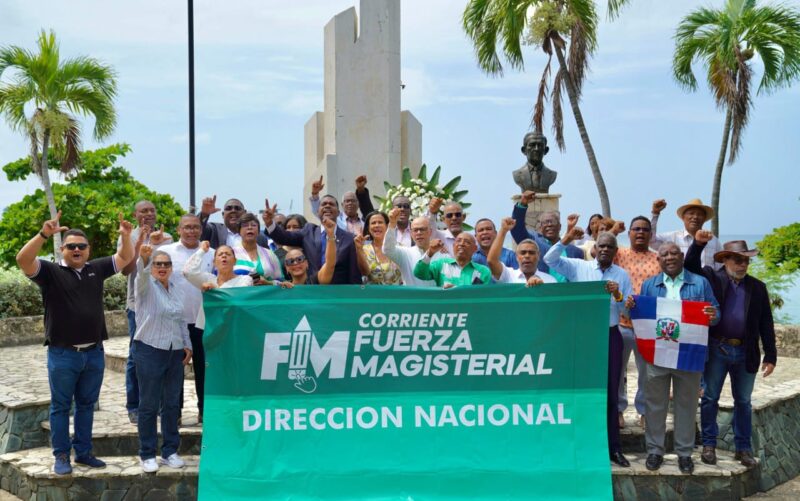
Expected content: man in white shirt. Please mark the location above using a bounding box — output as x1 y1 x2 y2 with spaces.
383 210 446 286
427 198 466 255
650 198 722 270
487 218 556 285
160 214 214 423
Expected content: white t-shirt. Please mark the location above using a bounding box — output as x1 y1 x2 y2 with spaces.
497 264 556 284
160 241 214 324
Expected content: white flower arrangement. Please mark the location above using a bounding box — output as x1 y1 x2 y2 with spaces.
375 164 470 222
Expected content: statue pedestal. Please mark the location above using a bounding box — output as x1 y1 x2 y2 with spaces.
510 194 561 233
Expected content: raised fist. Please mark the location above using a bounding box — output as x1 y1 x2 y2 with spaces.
520 190 536 206
651 199 667 215
694 230 714 244
500 217 516 232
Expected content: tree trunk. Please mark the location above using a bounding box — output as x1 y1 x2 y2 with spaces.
39 130 62 257
553 43 612 217
711 108 732 236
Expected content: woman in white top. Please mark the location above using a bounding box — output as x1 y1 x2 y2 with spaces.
183 242 252 330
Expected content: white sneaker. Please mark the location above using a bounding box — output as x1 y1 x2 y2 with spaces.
141 458 159 473
159 453 185 468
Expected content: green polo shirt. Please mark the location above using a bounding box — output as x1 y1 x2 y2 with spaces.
413 256 492 287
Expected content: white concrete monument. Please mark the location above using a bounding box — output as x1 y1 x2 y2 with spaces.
304 0 422 218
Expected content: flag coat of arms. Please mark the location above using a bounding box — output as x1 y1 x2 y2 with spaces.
629 295 711 372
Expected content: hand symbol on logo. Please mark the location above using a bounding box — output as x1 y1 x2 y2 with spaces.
291 372 318 394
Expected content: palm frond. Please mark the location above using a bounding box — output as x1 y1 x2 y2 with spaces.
59 116 82 173
532 46 552 133
741 4 800 93
463 0 535 75
567 17 591 98
0 83 35 131
60 84 117 139
55 56 118 101
728 50 752 163
606 0 633 20
552 67 566 151
673 7 724 91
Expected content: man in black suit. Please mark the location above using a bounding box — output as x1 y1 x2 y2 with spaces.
685 230 777 469
259 195 360 284
198 196 246 249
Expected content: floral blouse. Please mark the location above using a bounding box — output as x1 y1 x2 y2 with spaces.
362 243 402 285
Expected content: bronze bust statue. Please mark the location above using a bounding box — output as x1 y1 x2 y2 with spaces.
512 132 557 193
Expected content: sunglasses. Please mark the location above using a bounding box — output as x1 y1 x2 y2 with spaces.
444 212 463 219
64 243 89 251
153 261 172 268
224 205 243 211
394 203 411 209
285 256 307 266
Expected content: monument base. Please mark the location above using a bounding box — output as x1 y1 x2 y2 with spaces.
511 193 561 233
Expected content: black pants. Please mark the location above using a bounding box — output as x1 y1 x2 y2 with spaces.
189 324 206 416
607 326 623 454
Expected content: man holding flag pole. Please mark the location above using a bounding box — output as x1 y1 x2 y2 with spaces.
625 242 719 475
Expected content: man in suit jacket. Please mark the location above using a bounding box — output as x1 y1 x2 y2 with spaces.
198 196 246 249
510 190 583 281
259 195 360 284
685 231 777 469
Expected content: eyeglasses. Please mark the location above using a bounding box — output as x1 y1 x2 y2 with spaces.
285 256 307 266
224 205 243 211
444 212 463 219
64 243 89 251
153 261 172 268
394 203 411 209
630 227 651 233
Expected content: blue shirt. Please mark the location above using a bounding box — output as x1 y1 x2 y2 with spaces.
719 277 746 339
473 247 519 269
640 269 720 326
543 242 633 327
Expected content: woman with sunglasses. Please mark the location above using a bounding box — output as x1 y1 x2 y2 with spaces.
355 211 402 285
132 244 193 473
231 213 284 285
274 214 307 271
284 218 337 285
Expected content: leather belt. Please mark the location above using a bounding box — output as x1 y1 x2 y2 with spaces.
711 335 742 347
66 343 99 352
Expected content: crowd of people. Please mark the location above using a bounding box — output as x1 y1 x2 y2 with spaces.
16 174 776 477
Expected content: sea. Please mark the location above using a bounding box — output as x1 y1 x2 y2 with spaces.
613 234 799 324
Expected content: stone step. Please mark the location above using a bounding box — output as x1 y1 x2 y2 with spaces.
1 447 758 501
104 336 195 379
0 447 198 501
612 450 761 500
40 418 203 457
0 489 23 501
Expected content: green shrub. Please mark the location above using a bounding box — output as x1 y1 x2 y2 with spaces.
0 266 126 318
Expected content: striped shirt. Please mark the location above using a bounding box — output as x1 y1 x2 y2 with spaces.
133 258 191 351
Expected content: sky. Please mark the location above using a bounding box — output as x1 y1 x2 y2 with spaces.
1 0 798 237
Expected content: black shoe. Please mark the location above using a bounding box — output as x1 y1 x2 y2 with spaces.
645 454 663 471
610 451 630 467
701 446 717 465
678 456 694 474
736 450 757 468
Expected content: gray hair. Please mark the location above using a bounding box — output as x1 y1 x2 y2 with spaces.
517 239 540 252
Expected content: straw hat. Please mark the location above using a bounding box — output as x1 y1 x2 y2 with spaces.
676 198 714 220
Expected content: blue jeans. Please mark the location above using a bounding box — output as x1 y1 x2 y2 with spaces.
133 341 184 460
47 345 105 457
701 339 757 451
126 309 139 412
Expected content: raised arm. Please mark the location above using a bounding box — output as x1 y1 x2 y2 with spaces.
413 239 444 282
182 242 216 289
383 208 405 265
488 218 514 280
134 244 154 298
649 199 667 248
543 227 585 281
113 213 135 272
199 195 221 240
354 234 370 277
317 218 338 285
685 230 711 275
261 198 305 247
510 191 538 244
355 175 375 217
16 211 69 276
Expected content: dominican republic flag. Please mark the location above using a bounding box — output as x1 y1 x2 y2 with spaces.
629 295 711 372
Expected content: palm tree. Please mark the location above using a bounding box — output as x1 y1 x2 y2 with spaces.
463 0 631 217
673 0 800 235
0 30 117 252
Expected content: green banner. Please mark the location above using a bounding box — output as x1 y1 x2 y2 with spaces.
198 283 613 500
